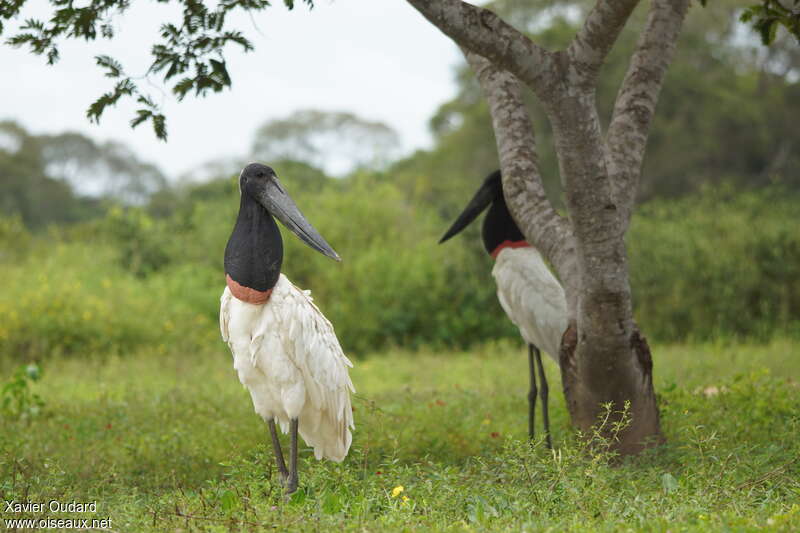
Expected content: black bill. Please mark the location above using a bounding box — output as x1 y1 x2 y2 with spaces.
256 177 341 261
439 170 501 244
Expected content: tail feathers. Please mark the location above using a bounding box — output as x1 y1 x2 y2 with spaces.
299 409 353 462
274 402 353 462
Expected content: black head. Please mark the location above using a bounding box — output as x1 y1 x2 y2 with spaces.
239 162 277 195
439 170 525 255
225 163 340 293
238 163 340 261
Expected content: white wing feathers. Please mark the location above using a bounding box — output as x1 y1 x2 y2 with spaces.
220 289 231 343
220 274 354 462
492 247 568 363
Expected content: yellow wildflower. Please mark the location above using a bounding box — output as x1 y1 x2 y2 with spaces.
391 485 404 498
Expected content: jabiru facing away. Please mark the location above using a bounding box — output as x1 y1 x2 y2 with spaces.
440 170 567 447
219 163 354 494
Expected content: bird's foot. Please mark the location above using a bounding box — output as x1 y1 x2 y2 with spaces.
277 473 298 495
285 476 298 495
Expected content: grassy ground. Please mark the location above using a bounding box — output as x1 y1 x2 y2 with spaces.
1 339 798 531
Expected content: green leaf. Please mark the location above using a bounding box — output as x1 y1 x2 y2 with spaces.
152 113 167 141
757 18 779 45
173 78 195 100
136 95 157 109
130 109 152 129
289 489 307 505
322 492 342 514
96 55 123 78
210 58 231 86
219 489 238 511
46 46 59 64
284 0 315 9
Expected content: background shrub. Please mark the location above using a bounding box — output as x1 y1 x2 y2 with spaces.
1 179 797 361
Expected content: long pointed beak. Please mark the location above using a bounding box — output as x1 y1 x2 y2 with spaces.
255 177 341 261
439 177 498 244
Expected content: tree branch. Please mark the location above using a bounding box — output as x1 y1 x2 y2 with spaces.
606 0 690 227
463 49 580 311
566 0 642 84
406 0 559 97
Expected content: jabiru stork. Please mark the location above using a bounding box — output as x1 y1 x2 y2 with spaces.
219 163 354 494
440 170 566 447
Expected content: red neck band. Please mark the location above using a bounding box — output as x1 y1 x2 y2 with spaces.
490 240 531 259
226 274 273 305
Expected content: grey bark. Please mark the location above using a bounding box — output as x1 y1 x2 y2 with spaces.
462 49 580 314
408 0 691 454
567 0 641 85
606 0 692 228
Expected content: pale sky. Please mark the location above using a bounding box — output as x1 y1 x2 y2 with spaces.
0 1 462 179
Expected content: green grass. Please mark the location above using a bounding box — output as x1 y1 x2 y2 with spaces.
1 340 798 531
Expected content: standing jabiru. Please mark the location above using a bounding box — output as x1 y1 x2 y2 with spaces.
440 170 566 447
219 163 354 494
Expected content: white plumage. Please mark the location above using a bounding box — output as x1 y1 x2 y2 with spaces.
492 246 568 364
220 273 355 462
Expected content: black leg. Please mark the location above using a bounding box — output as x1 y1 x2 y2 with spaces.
528 344 538 441
533 347 552 449
287 419 299 494
268 419 289 482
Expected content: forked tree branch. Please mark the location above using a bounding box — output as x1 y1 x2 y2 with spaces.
463 49 580 308
606 0 691 227
566 0 642 84
406 0 560 97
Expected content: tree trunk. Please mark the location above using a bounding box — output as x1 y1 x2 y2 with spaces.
407 0 690 455
559 322 660 453
546 91 661 453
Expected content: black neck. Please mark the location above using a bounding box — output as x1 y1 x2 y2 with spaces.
224 193 283 291
481 194 525 255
